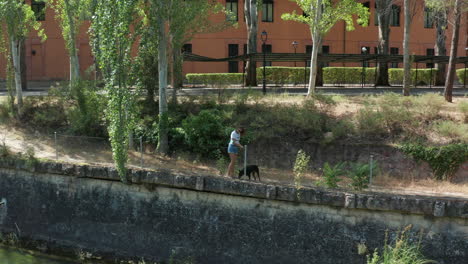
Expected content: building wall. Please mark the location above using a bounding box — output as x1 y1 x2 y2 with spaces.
0 0 467 81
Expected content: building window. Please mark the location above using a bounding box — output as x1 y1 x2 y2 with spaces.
424 7 434 28
359 2 370 25
226 0 238 21
32 0 46 21
306 45 312 67
262 44 272 66
262 0 274 22
182 44 192 54
390 47 399 68
426 48 435 68
390 5 400 27
374 2 379 26
228 44 239 73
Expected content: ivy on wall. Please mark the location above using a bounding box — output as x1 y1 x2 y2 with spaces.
399 143 468 180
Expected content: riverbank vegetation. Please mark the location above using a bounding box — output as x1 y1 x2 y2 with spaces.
1 89 467 195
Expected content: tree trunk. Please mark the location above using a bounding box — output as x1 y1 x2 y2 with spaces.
11 38 23 116
444 0 461 103
315 42 323 86
308 34 322 95
376 0 391 86
434 10 447 86
157 16 169 154
20 41 27 90
402 0 411 96
244 0 258 87
64 0 80 85
307 0 322 95
171 44 183 105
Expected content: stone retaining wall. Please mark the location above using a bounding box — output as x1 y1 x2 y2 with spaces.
0 159 467 263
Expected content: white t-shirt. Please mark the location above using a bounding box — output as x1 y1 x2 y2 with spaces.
229 130 240 145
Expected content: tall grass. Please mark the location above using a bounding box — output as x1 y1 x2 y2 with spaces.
367 227 435 264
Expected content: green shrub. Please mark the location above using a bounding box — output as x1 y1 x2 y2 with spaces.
257 67 310 85
434 121 468 143
67 83 107 137
22 97 68 130
0 140 10 159
456 68 467 85
367 227 435 264
323 67 376 85
316 162 345 188
293 149 310 192
356 106 387 136
347 161 377 191
458 101 468 122
412 93 445 121
399 143 468 180
388 68 437 86
186 73 243 86
375 93 417 134
181 109 228 158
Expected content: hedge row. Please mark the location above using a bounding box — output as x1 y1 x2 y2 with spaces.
186 67 442 86
186 73 243 86
456 68 467 85
388 68 438 85
324 67 375 84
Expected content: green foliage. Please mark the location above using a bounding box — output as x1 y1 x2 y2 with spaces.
388 69 438 85
25 146 38 169
316 162 344 188
0 140 10 159
356 106 387 137
347 161 377 191
67 82 107 137
281 0 369 35
293 149 310 191
257 67 310 85
456 68 467 85
375 93 416 134
323 67 376 85
186 73 244 87
216 151 229 175
181 109 228 159
0 0 46 42
433 121 468 143
367 227 435 264
21 97 68 130
458 101 468 122
399 143 468 180
49 0 92 54
91 0 140 183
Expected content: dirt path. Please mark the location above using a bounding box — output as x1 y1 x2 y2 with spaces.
1 123 467 199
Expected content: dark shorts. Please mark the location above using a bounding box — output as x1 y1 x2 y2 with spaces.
228 144 238 154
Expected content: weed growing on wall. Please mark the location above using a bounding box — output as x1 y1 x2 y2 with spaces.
366 226 435 264
293 149 310 194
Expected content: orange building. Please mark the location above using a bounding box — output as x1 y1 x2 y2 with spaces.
1 0 467 81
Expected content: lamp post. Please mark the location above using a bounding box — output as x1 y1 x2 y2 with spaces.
261 30 268 95
361 47 367 88
292 41 298 67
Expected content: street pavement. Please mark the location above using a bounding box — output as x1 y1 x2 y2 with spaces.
1 83 467 97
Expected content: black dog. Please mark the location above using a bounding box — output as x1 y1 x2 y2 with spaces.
238 165 260 181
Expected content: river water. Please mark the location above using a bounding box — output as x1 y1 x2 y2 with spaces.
0 246 80 264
